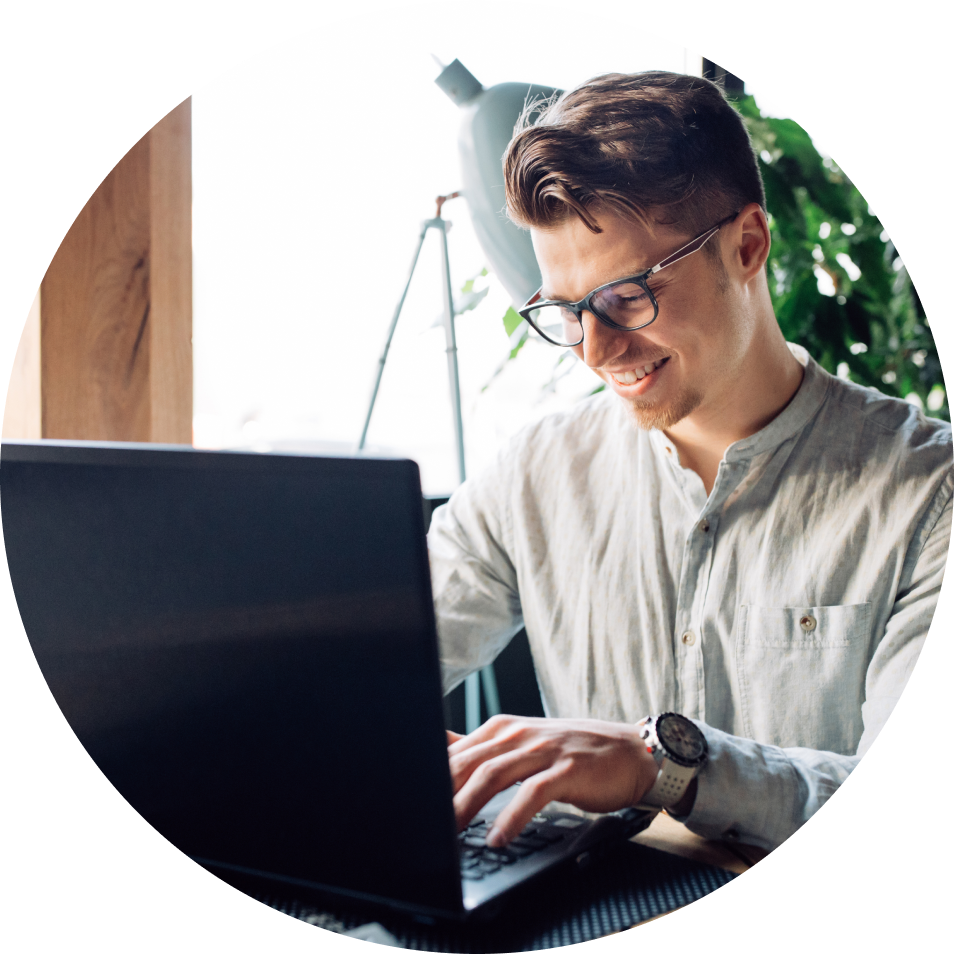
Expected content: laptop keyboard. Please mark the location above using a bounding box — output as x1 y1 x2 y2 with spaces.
458 814 582 881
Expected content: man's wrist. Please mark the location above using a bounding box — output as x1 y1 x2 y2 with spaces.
635 714 707 812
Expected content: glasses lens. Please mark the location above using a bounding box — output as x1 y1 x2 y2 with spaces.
591 280 656 328
527 304 583 346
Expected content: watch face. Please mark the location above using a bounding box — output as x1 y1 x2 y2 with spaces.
657 714 707 764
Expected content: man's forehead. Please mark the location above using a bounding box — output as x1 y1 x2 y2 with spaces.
532 216 672 299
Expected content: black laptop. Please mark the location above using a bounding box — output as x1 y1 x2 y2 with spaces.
0 440 654 921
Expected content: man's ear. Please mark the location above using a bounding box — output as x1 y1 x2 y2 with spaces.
729 203 771 281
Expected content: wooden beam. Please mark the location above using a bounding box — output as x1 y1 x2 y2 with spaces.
2 290 42 439
149 98 192 444
38 98 192 443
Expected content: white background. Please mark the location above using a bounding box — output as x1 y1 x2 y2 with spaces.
188 30 693 492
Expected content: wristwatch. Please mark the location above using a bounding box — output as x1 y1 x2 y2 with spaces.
634 712 708 811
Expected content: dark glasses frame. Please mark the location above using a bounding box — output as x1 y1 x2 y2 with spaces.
517 212 739 347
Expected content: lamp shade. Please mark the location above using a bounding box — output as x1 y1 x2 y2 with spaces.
436 60 560 308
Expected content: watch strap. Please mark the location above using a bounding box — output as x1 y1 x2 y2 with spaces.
637 756 697 808
634 713 707 810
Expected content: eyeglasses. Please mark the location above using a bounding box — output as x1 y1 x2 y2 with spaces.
518 213 737 347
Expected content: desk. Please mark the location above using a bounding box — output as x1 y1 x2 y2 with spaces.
632 810 770 877
623 811 770 930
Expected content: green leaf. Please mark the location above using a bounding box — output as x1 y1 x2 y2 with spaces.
843 296 874 348
503 306 524 337
852 236 894 307
461 266 489 295
456 286 489 314
509 326 529 359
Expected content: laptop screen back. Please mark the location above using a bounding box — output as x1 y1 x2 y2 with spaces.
1 441 462 915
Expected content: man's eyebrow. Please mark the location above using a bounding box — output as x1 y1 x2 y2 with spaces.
541 266 652 301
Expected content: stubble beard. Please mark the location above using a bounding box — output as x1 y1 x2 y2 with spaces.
618 383 703 431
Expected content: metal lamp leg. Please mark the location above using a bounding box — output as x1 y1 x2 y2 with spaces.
358 197 501 738
464 666 501 735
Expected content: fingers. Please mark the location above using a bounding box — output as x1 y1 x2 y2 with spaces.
447 714 527 756
452 745 552 830
486 764 568 847
446 730 464 746
444 715 655 841
448 718 527 798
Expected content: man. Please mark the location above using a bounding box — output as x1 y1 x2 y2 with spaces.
427 71 952 852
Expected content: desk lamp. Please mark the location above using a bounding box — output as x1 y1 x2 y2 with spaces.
432 61 560 733
434 59 560 308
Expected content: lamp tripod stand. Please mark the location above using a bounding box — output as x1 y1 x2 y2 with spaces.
357 192 500 734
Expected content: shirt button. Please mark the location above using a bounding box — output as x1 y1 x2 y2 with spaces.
700 519 710 533
799 614 817 632
681 631 696 646
664 446 673 456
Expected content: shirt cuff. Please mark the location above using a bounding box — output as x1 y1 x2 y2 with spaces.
680 721 805 851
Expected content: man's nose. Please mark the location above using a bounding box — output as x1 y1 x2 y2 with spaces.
577 310 630 369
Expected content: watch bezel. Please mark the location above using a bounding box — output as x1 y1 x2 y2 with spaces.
654 712 708 769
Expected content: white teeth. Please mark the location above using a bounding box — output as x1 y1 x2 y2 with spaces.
612 358 667 387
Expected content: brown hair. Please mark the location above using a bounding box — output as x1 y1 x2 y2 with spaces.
504 71 765 244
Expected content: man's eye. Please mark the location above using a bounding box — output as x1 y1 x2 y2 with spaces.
610 282 643 297
608 283 649 303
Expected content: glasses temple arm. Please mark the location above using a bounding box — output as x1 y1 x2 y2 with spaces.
649 225 722 275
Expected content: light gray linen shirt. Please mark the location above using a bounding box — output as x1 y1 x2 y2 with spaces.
428 346 953 850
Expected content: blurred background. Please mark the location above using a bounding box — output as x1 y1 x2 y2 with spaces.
0 24 945 757
4 41 941 499
187 46 943 495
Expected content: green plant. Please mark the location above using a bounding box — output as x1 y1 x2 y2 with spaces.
489 94 946 419
737 94 945 419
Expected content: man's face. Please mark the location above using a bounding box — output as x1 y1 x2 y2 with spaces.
531 207 754 432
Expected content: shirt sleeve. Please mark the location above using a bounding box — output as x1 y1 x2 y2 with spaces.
681 482 952 851
428 453 525 695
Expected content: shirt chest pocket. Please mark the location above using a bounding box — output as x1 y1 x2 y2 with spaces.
736 603 871 754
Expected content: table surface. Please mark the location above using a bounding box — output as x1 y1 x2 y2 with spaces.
627 810 770 925
549 799 770 877
633 809 770 874
532 798 772 930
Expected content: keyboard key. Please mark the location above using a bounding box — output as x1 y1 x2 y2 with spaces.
532 827 567 843
461 869 485 880
502 843 535 857
512 834 548 851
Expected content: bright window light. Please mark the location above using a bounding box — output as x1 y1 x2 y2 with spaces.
191 43 691 495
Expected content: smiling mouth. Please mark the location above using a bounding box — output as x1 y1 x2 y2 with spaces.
609 356 670 386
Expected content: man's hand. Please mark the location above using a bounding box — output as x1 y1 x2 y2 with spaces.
446 715 659 848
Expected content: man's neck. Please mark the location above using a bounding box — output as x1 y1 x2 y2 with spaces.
663 335 805 496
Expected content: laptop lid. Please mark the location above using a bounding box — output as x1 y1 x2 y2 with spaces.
1 440 463 917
